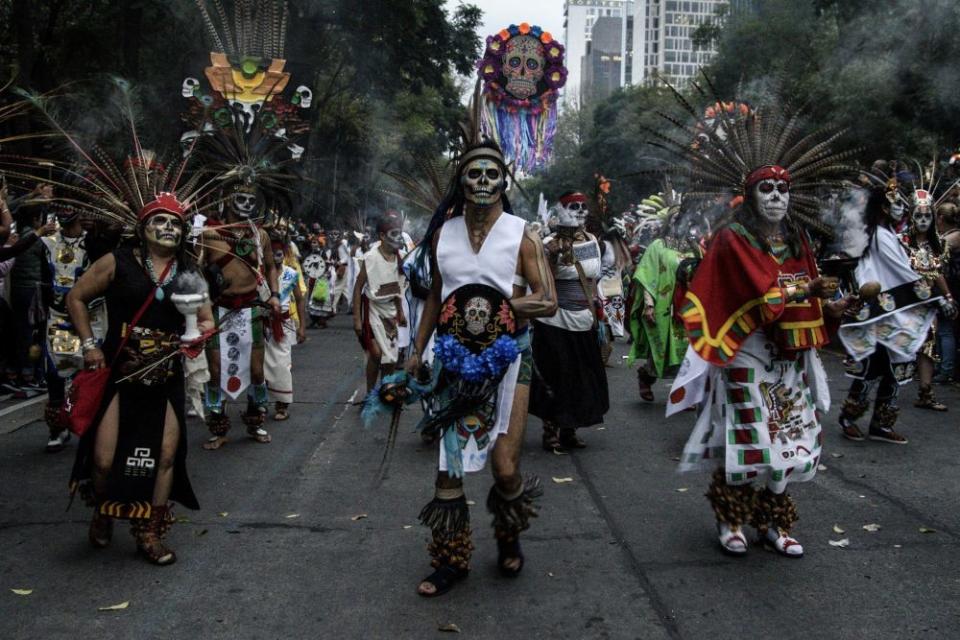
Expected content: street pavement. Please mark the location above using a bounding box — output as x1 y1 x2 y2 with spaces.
2 317 959 639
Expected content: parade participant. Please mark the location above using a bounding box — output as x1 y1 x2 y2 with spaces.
404 132 556 596
199 178 281 449
328 229 351 313
353 213 407 392
264 239 307 421
937 202 960 382
41 203 107 452
302 240 331 328
56 133 213 565
658 93 856 558
531 191 609 451
901 186 956 410
628 207 704 401
837 180 954 443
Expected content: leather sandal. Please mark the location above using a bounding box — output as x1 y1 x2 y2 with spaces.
417 564 469 598
88 510 113 549
764 528 804 558
717 523 748 556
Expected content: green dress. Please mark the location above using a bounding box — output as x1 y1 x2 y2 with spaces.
627 238 689 377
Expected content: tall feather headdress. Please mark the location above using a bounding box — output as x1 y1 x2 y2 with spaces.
645 76 861 238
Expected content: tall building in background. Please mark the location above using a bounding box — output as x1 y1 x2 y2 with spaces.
564 0 732 105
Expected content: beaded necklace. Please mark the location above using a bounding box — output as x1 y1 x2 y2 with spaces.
145 255 178 301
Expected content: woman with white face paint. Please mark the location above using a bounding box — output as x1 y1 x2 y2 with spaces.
836 179 952 445
652 96 864 560
898 189 957 410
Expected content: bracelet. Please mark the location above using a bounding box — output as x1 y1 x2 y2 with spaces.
80 338 98 353
270 291 280 300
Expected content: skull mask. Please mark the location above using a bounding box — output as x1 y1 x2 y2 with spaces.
502 35 545 100
464 296 492 335
753 179 790 224
461 158 504 207
230 187 259 219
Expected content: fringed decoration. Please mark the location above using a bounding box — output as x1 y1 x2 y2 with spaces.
754 488 798 535
487 475 543 538
705 468 757 527
428 528 474 572
480 98 559 174
871 402 900 429
840 396 869 422
419 495 470 534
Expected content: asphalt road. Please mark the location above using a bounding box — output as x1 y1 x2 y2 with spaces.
2 318 959 639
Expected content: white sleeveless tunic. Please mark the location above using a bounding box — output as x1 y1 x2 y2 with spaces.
435 212 526 473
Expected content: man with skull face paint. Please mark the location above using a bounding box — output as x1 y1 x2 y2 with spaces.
353 213 408 392
530 191 610 452
403 140 557 597
837 179 951 445
199 182 282 450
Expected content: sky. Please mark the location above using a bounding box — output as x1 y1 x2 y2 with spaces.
450 0 566 51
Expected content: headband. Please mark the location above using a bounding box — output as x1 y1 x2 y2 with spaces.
139 192 187 221
559 192 588 206
744 165 791 191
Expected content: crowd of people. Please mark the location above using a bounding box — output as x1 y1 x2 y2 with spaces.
3 3 960 606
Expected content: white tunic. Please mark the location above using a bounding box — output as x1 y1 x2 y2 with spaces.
435 212 526 473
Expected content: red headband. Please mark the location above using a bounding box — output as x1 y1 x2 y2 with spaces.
139 192 187 221
559 192 587 205
744 165 791 191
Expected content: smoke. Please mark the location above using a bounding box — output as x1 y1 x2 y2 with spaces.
821 186 869 258
171 269 209 296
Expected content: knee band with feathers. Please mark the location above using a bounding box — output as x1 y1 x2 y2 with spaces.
705 468 756 527
486 475 543 540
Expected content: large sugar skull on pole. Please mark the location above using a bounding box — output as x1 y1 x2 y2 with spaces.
477 23 567 173
502 35 545 100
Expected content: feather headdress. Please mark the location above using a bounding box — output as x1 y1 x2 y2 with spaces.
194 0 289 61
645 76 861 238
14 79 216 232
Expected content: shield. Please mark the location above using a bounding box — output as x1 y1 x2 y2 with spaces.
436 284 517 354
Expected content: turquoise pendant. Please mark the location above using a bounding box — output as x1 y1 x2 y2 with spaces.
156 287 165 301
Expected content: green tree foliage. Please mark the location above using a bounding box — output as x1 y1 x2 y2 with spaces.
0 0 481 228
531 0 960 210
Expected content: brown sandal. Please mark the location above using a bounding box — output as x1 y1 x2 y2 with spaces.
637 370 655 402
273 402 290 421
559 427 587 449
915 386 947 411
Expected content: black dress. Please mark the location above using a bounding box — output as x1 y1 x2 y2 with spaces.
71 247 199 516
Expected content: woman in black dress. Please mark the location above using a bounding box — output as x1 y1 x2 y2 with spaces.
67 193 212 565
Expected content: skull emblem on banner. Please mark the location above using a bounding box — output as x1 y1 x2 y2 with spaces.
464 296 492 335
502 35 545 100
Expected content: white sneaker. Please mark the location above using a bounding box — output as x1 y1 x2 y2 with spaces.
45 429 71 453
718 523 748 556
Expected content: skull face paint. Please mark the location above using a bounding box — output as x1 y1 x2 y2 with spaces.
382 228 405 250
502 35 545 100
230 188 259 219
889 201 906 222
143 213 183 250
464 296 492 335
461 159 504 207
913 206 933 233
753 179 790 224
557 199 588 228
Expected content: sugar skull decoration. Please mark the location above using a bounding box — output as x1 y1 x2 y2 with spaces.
478 23 567 173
